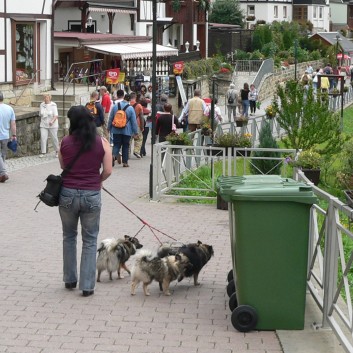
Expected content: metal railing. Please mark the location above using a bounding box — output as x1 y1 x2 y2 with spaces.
13 69 41 106
152 114 289 201
251 58 274 90
234 60 264 76
294 169 353 353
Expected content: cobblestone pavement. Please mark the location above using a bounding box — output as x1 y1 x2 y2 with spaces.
0 150 283 353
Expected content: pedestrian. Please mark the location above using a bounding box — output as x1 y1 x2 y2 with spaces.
99 86 112 138
213 97 223 124
129 92 144 159
39 94 59 158
248 84 258 115
0 154 7 182
108 89 138 167
240 83 250 118
350 63 353 83
156 93 168 112
0 91 17 171
226 83 237 122
140 98 151 157
58 105 112 297
312 68 319 93
85 91 105 137
183 89 206 132
156 103 179 142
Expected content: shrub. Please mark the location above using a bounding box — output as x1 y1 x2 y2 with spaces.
250 121 281 175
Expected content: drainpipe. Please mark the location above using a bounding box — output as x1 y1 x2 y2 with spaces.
51 0 57 90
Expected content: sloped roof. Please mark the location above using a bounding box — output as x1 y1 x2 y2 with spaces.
310 32 353 53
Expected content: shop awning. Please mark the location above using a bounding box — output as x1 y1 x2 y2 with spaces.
85 42 179 60
337 53 351 60
87 2 137 15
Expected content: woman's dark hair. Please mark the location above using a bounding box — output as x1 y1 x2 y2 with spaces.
67 105 97 151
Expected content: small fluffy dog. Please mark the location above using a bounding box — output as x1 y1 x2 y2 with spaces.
96 235 143 282
131 249 192 296
157 240 214 286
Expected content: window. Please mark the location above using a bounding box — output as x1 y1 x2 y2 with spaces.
247 5 255 15
274 6 278 18
283 6 287 18
313 6 317 19
13 22 36 85
293 6 308 21
319 7 323 19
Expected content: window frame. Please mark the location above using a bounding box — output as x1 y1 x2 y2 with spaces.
12 20 38 86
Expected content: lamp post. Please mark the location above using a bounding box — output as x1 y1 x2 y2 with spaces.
294 39 298 81
149 0 157 199
336 32 341 66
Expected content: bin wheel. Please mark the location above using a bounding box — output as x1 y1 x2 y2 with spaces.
229 292 238 312
227 269 234 282
231 305 258 332
226 279 236 297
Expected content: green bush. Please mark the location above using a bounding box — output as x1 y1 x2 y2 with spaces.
250 121 281 175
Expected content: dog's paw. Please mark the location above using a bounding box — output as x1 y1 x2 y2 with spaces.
164 291 171 296
131 292 136 296
194 282 201 286
118 275 124 279
144 292 150 296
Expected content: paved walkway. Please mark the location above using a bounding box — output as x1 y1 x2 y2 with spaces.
1 147 346 353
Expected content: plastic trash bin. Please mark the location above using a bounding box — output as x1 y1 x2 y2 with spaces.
218 175 317 332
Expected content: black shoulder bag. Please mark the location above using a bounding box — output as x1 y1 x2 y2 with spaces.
34 147 85 210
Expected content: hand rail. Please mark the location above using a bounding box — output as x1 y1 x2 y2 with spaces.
13 69 41 106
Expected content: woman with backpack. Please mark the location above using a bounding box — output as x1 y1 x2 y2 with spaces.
226 83 237 122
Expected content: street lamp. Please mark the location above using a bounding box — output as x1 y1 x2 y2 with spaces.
294 39 298 81
149 0 157 199
336 32 342 66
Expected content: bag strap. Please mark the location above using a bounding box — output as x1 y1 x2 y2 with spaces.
61 145 85 178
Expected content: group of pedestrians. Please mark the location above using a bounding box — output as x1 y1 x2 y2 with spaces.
226 82 258 122
300 63 353 94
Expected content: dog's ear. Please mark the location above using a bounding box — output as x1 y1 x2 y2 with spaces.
124 235 129 240
197 240 202 245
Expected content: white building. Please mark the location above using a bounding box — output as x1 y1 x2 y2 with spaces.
0 0 54 101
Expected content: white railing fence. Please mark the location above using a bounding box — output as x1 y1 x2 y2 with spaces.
295 169 353 353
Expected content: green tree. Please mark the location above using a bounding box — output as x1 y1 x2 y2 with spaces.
250 121 282 175
272 80 345 156
208 0 245 27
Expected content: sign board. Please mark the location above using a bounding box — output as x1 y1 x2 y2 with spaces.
176 75 187 105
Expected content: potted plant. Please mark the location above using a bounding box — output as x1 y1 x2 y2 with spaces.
165 131 193 146
265 104 277 119
235 132 252 156
235 115 249 127
290 149 322 185
200 117 212 136
212 132 252 156
331 88 340 97
343 86 349 93
246 15 256 21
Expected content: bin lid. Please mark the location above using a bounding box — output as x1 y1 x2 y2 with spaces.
218 175 318 204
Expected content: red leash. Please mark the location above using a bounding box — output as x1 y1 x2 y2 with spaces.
102 187 177 244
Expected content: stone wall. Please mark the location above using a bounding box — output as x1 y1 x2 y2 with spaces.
6 108 60 159
257 60 324 102
0 81 52 106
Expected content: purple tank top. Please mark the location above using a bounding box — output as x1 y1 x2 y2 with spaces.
60 135 105 190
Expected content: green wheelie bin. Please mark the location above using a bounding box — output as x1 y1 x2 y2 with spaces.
218 175 317 332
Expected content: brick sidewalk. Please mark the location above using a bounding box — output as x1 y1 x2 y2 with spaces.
0 153 283 353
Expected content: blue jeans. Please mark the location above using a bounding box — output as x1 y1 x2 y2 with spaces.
59 187 101 291
242 100 250 117
113 134 130 164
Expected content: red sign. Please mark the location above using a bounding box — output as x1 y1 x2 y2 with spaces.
173 61 184 75
106 68 120 84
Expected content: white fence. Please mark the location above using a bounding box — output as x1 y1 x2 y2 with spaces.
152 119 353 352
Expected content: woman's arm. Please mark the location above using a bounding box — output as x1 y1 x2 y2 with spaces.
101 138 113 182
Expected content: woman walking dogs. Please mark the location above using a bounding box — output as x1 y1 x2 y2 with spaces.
58 105 112 297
